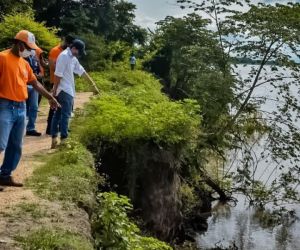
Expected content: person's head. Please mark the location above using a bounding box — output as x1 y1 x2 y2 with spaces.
70 39 86 58
13 30 39 58
61 35 75 49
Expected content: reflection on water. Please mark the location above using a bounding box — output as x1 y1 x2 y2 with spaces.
196 65 300 249
196 195 300 250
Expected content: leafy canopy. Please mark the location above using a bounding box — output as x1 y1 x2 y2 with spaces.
0 13 59 51
77 69 201 146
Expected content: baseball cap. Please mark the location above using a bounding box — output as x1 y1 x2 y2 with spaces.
72 39 86 56
15 30 39 50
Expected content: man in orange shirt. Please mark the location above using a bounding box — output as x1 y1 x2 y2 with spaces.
46 35 74 135
0 30 59 190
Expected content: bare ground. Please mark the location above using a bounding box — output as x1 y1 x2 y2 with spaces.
0 92 93 249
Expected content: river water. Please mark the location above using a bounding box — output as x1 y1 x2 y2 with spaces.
196 65 300 250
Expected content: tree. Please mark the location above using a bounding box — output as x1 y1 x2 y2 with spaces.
143 13 237 201
145 14 235 135
177 0 300 208
0 13 59 51
33 0 147 44
0 0 33 17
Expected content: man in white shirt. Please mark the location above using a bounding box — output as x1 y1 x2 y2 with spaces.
51 39 97 148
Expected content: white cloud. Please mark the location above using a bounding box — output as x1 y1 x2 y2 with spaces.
130 0 300 29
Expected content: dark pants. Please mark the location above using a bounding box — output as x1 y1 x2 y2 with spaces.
51 91 74 139
45 81 54 135
26 87 39 132
46 108 55 135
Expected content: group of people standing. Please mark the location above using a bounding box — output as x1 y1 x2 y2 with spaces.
0 30 97 191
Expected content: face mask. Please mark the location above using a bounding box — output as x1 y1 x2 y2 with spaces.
19 49 32 58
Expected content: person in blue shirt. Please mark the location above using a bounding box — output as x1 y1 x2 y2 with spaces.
25 50 42 136
130 53 136 70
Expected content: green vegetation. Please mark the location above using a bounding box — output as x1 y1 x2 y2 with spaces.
16 228 94 250
77 70 200 146
144 13 234 143
0 0 299 248
33 0 147 44
0 13 59 50
14 202 48 220
93 192 172 250
27 140 99 206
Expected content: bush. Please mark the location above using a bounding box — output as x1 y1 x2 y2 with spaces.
77 69 201 146
0 13 59 51
92 192 173 250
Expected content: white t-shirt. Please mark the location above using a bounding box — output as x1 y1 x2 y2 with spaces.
54 48 85 97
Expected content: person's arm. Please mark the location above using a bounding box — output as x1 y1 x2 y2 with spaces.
74 60 100 95
29 80 60 109
82 72 100 95
52 53 67 96
52 75 62 96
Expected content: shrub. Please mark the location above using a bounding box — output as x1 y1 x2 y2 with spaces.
92 192 173 250
0 13 59 51
77 69 201 146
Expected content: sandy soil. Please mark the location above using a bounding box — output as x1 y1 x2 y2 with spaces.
0 92 93 249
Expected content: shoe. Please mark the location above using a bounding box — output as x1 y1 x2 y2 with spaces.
0 186 4 191
51 137 58 149
26 130 42 136
0 176 23 187
60 138 67 146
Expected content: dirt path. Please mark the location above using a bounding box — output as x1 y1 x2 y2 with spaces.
0 92 93 211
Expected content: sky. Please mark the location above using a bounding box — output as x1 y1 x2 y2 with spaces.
129 0 188 30
129 0 300 30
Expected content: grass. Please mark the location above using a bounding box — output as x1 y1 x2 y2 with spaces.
15 202 47 220
19 140 100 249
27 140 100 206
16 228 94 250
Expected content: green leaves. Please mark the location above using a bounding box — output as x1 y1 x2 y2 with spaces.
78 70 201 146
0 13 59 51
92 192 172 250
33 0 147 45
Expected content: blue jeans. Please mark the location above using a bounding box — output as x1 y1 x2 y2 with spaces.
51 91 74 139
0 98 26 178
26 87 39 131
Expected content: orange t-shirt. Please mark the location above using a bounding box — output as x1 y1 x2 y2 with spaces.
49 44 63 83
0 49 37 102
